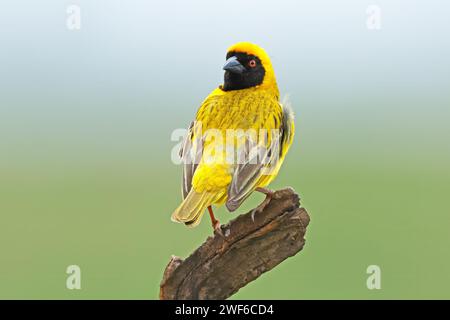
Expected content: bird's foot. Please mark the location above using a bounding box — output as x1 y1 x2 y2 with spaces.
208 205 223 236
212 219 223 236
254 187 274 213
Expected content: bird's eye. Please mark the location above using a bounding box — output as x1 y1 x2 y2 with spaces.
248 59 257 68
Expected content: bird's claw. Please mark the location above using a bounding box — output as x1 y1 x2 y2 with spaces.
254 187 274 213
212 220 224 236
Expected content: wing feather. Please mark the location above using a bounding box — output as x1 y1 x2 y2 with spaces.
225 100 293 211
180 121 203 199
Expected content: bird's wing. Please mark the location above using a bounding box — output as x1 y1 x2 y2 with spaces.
226 101 294 211
279 98 295 157
225 139 279 211
180 121 203 199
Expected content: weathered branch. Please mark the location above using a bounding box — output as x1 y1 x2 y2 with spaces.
160 187 310 300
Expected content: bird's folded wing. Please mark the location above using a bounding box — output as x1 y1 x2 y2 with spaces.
180 121 203 199
225 130 282 211
226 101 295 212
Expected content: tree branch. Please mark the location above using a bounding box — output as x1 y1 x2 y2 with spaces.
160 187 310 300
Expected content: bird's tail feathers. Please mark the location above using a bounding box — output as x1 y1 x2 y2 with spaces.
171 190 217 228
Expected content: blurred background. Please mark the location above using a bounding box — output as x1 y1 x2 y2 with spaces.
1 0 449 299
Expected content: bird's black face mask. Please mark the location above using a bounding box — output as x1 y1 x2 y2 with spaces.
222 52 265 91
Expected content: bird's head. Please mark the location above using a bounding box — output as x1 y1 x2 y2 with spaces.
221 42 278 94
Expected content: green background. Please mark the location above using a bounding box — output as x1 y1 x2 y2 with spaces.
1 0 449 299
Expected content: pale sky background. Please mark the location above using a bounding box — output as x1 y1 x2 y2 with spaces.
1 1 449 142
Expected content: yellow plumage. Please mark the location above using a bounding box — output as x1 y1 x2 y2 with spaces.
172 42 295 228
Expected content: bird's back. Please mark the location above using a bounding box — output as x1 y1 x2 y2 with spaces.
190 87 282 195
196 87 282 132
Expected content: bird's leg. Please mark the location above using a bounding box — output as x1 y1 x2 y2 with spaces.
254 187 275 212
207 206 221 232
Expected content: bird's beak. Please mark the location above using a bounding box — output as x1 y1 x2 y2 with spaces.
223 56 246 74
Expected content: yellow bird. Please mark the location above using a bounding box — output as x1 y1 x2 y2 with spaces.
172 42 295 230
